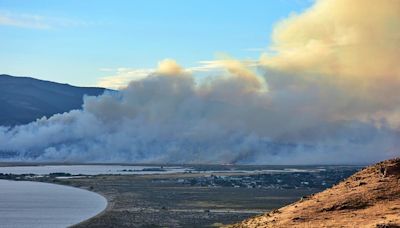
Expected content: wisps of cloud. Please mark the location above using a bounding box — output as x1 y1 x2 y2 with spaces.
97 58 261 89
97 68 155 89
0 11 88 29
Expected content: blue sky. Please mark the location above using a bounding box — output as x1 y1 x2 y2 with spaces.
0 0 313 87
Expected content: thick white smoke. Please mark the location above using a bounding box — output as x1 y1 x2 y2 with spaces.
1 0 400 164
0 58 398 164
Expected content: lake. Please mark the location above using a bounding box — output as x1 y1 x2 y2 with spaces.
0 180 107 228
0 165 188 175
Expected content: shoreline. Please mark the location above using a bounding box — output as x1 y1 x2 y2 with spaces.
70 188 112 228
0 179 107 228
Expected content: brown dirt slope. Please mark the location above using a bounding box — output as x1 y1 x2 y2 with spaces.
229 158 400 228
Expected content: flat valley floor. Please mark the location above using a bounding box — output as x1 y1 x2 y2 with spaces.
53 172 319 228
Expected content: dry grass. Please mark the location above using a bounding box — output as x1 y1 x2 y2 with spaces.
229 158 400 228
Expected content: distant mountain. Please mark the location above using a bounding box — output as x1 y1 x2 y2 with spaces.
0 74 107 126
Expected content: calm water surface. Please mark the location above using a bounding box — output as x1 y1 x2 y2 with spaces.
0 165 187 175
0 180 107 228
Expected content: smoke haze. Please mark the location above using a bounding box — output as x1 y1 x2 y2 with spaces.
1 0 399 164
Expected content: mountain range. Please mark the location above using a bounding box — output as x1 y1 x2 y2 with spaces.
0 74 107 126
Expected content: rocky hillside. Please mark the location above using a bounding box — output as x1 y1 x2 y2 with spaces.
230 158 400 228
0 74 107 126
